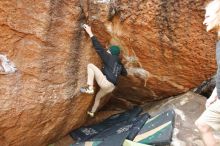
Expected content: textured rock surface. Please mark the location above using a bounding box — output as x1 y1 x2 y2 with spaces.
0 0 217 146
0 0 94 146
108 0 216 100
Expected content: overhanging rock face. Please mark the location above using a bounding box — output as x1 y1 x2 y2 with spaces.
0 0 216 146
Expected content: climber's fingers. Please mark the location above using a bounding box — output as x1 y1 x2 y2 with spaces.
83 24 92 31
81 24 93 37
80 23 86 29
82 24 88 29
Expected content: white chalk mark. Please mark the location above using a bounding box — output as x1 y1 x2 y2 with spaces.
95 0 111 4
171 128 186 146
174 108 186 121
180 97 189 106
0 54 17 74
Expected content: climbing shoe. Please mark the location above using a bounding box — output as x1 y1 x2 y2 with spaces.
87 111 94 117
80 86 94 94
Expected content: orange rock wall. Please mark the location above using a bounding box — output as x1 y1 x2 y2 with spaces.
0 0 94 145
106 0 216 99
0 0 216 145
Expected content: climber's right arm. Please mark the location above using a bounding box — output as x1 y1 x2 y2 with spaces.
82 24 94 37
90 36 110 63
83 24 110 63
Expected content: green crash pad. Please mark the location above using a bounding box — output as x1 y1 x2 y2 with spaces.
133 109 175 145
123 139 152 146
70 141 102 146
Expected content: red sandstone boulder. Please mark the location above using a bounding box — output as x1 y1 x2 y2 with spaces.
0 0 216 145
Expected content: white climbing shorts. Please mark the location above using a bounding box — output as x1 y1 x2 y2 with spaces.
197 99 220 131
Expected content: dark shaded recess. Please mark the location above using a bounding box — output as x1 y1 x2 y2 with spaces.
194 76 216 98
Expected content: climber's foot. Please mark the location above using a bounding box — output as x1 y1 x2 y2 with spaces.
87 111 94 117
80 86 94 94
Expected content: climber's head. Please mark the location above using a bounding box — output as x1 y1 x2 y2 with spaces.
204 0 220 32
107 45 121 56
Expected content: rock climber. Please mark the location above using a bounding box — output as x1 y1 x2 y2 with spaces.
80 24 127 117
